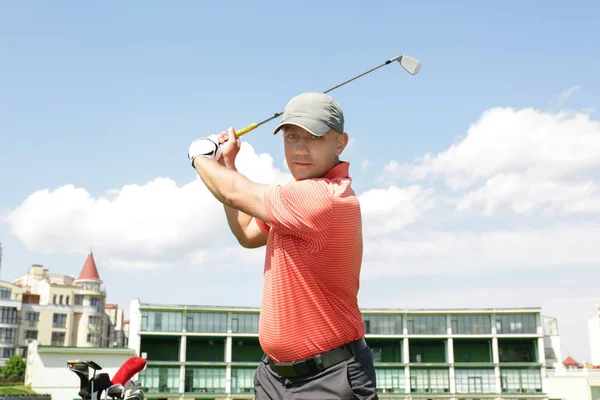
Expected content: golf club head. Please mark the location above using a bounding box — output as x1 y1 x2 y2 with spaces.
125 388 145 400
392 55 421 75
86 360 103 371
107 383 125 399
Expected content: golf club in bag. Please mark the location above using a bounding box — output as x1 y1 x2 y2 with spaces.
67 356 147 400
234 54 421 138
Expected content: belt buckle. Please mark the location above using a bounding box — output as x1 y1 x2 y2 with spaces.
273 361 298 377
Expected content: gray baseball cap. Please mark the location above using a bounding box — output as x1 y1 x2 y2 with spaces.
272 92 344 136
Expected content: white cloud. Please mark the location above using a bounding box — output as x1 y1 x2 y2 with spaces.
4 106 600 288
456 174 600 216
379 107 600 218
359 185 434 237
384 108 600 187
2 142 291 270
361 222 600 279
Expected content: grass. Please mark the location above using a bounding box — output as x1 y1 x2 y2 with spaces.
0 385 38 395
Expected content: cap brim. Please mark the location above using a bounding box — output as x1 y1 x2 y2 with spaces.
272 117 331 137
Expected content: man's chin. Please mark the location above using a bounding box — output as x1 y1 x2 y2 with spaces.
291 169 315 181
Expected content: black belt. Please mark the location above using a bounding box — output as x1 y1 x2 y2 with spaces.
265 337 367 378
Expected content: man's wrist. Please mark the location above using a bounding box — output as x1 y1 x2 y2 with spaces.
192 154 214 169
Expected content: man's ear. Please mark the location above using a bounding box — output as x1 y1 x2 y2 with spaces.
335 132 349 156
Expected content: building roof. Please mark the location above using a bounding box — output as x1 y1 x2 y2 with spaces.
563 356 580 366
77 251 101 281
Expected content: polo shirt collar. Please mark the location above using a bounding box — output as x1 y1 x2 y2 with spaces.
324 161 350 179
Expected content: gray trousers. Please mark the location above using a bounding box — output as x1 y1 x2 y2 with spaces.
253 345 379 400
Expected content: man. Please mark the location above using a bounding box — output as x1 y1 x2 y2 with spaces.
188 92 378 399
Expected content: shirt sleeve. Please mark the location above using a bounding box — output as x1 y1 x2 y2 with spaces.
263 180 332 251
254 217 271 234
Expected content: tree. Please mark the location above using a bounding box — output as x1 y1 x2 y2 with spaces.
2 355 26 378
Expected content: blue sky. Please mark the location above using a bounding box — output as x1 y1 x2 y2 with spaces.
1 1 600 362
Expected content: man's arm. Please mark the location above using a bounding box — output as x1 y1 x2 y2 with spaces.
193 155 270 225
223 205 268 248
188 129 268 248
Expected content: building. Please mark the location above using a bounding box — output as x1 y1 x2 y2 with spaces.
0 280 24 362
106 303 129 348
0 242 3 278
128 299 560 399
13 251 111 352
589 301 600 366
545 356 600 399
24 339 137 400
0 250 129 365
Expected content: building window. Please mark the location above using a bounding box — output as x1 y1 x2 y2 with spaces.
3 348 14 358
375 368 405 393
90 297 103 311
455 368 496 393
451 315 491 334
24 311 39 327
182 367 226 393
0 307 18 324
51 331 66 346
0 328 16 344
185 312 226 333
0 288 11 299
87 333 100 345
141 367 183 393
410 368 450 393
363 315 403 334
65 295 70 305
231 313 258 333
495 314 537 334
74 295 84 305
88 315 101 326
407 315 446 334
53 294 57 304
231 368 255 394
500 368 542 393
53 313 67 328
140 311 182 332
24 330 38 340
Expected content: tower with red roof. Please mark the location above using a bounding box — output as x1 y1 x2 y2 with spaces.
74 250 103 291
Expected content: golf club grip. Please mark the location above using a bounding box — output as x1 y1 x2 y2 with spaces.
235 122 258 137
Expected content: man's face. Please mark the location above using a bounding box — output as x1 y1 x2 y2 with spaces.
281 124 348 180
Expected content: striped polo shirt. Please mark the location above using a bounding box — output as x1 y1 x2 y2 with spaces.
254 161 365 363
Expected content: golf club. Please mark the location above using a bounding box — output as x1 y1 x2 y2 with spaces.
234 54 421 138
107 383 125 399
124 388 145 400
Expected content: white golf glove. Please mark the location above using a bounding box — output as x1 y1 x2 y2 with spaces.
188 134 222 167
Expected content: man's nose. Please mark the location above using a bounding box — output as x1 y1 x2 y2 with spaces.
294 140 309 155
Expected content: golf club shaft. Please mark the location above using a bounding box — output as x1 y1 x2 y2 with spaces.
235 57 403 138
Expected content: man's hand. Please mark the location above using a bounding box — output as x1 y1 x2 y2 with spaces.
189 126 270 225
215 127 241 170
188 134 222 167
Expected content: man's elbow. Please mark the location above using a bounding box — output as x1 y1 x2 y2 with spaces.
237 236 265 249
